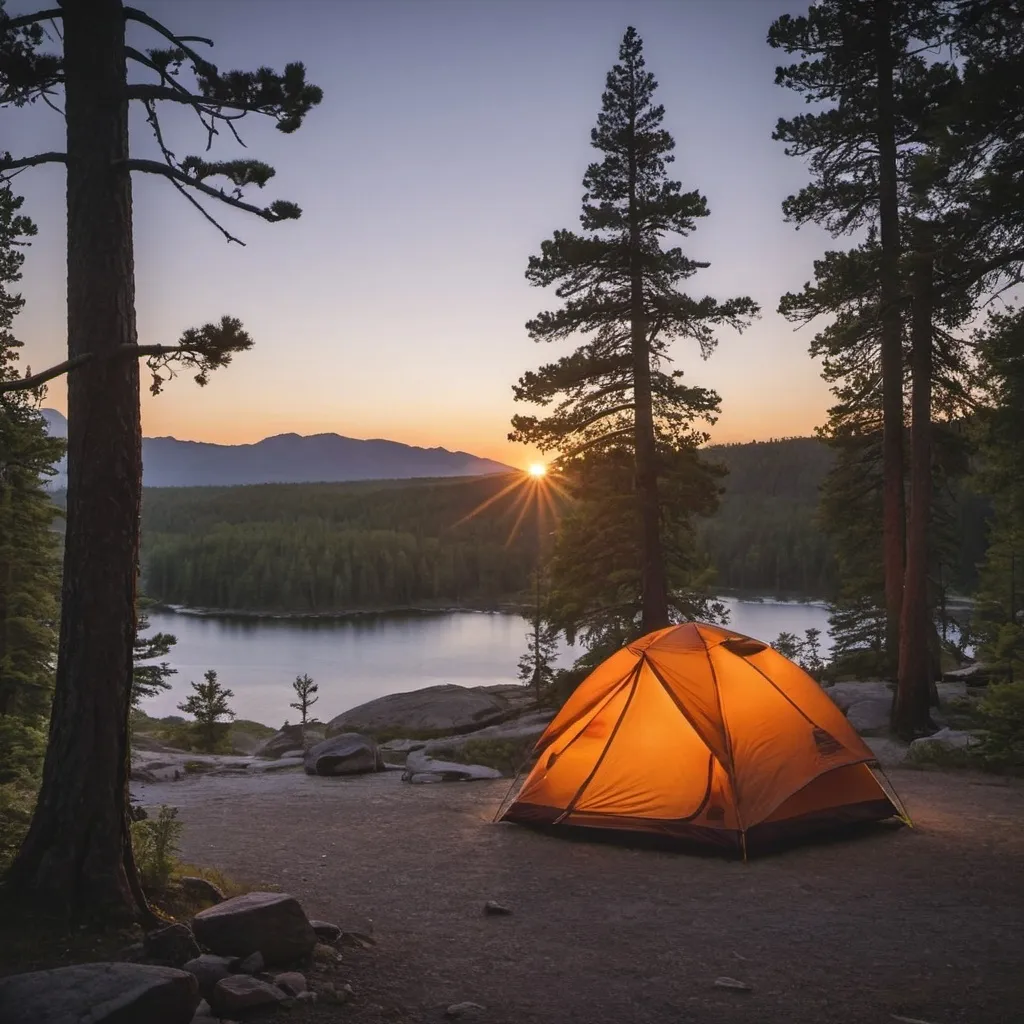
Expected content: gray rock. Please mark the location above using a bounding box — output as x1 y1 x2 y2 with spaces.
190 998 215 1021
144 922 201 967
274 971 307 996
909 727 977 757
317 981 353 1005
303 732 384 776
0 963 199 1024
192 891 317 965
210 975 287 1016
180 876 225 904
865 736 909 767
402 748 503 783
446 1002 486 1018
310 920 341 942
236 950 264 974
423 710 554 757
823 680 892 713
942 662 990 683
378 737 428 753
182 954 237 1000
405 771 447 784
845 697 893 736
249 755 305 773
936 680 969 702
484 900 512 916
255 723 325 759
325 683 514 738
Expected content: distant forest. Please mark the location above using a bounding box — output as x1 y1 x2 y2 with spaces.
50 437 989 614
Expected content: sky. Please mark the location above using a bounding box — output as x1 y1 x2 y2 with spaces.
4 0 835 468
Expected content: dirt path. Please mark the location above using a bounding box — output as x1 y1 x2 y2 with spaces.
135 768 1024 1024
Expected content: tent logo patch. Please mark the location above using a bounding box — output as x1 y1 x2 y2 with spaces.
812 727 842 756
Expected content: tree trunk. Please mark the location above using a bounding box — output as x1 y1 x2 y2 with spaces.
874 0 907 678
5 0 149 922
627 80 668 634
893 227 935 739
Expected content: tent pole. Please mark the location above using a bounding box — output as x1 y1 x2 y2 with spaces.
870 760 914 827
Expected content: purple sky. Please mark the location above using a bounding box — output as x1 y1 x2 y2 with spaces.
5 0 831 467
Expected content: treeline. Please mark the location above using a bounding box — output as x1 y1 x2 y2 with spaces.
139 473 547 612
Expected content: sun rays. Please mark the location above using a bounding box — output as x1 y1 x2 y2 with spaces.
452 464 569 547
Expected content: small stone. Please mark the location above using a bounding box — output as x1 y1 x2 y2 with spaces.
312 942 341 963
310 920 341 942
144 922 201 967
236 951 264 975
446 1002 485 1018
182 954 237 999
483 900 511 916
180 876 226 904
713 976 751 991
210 974 287 1016
297 990 317 1005
316 981 352 1006
274 971 307 996
190 998 215 1021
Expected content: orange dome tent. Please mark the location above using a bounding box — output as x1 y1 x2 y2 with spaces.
499 623 908 853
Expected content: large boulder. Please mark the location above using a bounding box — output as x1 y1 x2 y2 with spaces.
422 709 554 756
192 891 317 965
823 680 893 713
325 683 515 738
402 748 504 783
845 697 893 736
182 954 237 1000
304 733 383 776
255 723 325 759
0 963 199 1024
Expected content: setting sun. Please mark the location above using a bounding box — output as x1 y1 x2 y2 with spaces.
527 463 547 478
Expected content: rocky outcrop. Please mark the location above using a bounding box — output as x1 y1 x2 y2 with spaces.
192 892 317 965
326 683 527 738
0 963 199 1024
255 723 326 759
402 747 504 783
303 733 384 776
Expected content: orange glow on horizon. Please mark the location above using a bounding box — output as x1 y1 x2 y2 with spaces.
527 462 547 478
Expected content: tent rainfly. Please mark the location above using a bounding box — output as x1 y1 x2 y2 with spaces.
499 623 909 854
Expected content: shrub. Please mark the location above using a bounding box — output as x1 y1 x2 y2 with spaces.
131 804 184 891
972 681 1024 772
0 782 36 874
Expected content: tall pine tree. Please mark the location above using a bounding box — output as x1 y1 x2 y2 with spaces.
511 26 756 635
0 0 319 922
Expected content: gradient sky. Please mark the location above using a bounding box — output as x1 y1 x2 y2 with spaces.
4 0 833 468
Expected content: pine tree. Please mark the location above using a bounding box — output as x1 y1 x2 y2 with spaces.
0 0 320 921
769 1 953 680
0 185 63 783
511 27 757 635
289 673 319 730
178 670 235 754
517 568 559 702
131 606 177 707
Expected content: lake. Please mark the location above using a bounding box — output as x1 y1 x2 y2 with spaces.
142 598 833 727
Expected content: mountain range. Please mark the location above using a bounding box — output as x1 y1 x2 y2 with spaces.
40 409 513 487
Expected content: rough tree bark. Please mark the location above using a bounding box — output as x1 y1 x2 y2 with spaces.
627 79 669 634
893 225 936 738
5 0 149 921
874 0 907 678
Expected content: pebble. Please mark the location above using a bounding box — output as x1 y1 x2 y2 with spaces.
713 976 751 991
446 1002 486 1018
483 901 512 916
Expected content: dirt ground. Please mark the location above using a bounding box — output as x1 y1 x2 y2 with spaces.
134 767 1024 1024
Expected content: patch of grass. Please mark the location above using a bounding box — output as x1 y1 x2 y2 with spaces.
430 737 536 777
131 709 275 755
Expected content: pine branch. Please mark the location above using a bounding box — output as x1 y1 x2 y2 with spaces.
122 7 213 69
0 353 93 393
0 152 68 175
123 159 297 222
1 8 62 31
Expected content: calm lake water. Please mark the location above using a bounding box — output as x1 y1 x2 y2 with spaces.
143 598 833 727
